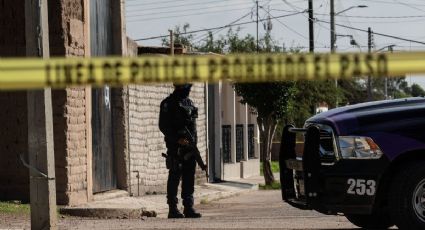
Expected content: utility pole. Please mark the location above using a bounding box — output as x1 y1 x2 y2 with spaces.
385 45 394 99
25 0 57 229
169 29 174 55
308 0 314 52
367 27 373 101
256 0 259 53
330 0 335 53
330 0 338 107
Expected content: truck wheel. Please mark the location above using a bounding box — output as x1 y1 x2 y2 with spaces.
389 162 425 230
345 212 393 229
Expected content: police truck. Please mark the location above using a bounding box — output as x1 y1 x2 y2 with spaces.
280 97 425 229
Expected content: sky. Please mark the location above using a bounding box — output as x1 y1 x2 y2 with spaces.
125 0 425 88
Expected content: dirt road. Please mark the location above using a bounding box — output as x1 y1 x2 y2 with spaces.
0 190 359 229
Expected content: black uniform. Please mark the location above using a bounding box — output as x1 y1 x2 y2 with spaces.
159 91 198 208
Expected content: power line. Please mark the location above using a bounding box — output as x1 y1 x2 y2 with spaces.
392 0 425 13
192 9 255 44
260 8 308 41
269 7 425 19
133 12 305 41
127 2 286 23
314 0 330 45
126 1 256 17
316 19 425 45
126 0 187 6
126 0 269 10
336 18 425 24
280 0 332 46
127 6 254 22
329 14 425 19
192 0 274 45
127 0 214 6
356 0 425 7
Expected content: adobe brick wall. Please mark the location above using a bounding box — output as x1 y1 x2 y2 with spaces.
127 83 207 195
49 0 89 205
53 88 88 205
0 0 29 201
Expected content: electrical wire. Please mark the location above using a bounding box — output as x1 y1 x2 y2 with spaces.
328 14 425 19
133 11 306 41
261 8 315 43
127 0 269 10
126 0 187 6
356 0 425 7
127 6 254 22
392 0 425 13
127 2 286 22
192 0 275 45
336 18 425 24
280 0 331 47
337 1 362 48
316 19 425 45
192 10 254 45
126 1 258 17
314 0 329 46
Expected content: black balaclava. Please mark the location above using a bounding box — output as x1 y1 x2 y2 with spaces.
173 84 192 98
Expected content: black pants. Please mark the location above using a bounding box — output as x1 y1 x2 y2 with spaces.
167 154 197 207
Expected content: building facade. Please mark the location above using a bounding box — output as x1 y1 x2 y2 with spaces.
208 82 260 181
0 0 259 207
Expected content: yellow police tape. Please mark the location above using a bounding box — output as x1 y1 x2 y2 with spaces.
0 51 425 90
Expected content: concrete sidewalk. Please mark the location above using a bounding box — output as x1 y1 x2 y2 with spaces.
60 175 269 219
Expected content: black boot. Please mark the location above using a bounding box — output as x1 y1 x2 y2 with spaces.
183 206 202 218
168 205 184 219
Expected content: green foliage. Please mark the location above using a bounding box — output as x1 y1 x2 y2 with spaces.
161 23 194 47
260 161 280 175
234 82 295 119
411 83 425 97
288 80 339 127
197 32 226 53
259 181 281 190
0 201 30 214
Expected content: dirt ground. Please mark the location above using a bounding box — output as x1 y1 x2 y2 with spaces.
0 190 361 230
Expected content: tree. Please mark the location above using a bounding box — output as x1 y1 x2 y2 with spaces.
161 23 194 47
411 83 425 97
197 28 295 185
234 83 294 185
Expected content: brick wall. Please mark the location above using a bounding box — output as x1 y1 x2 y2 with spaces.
49 0 88 205
127 83 207 195
0 0 29 201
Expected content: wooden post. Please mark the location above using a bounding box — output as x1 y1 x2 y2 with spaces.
25 0 57 229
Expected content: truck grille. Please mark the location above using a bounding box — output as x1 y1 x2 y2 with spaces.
319 129 337 163
303 123 337 164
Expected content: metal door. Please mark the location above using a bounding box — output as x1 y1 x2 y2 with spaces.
90 0 116 193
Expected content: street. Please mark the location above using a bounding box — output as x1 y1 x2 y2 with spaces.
1 190 359 229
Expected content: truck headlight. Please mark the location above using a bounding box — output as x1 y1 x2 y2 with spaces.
338 136 383 159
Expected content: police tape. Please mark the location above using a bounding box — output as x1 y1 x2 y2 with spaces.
0 52 425 90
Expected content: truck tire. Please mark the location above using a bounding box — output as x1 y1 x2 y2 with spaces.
389 161 425 230
345 212 393 229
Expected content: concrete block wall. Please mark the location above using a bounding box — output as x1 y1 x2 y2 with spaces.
0 0 29 201
128 83 207 196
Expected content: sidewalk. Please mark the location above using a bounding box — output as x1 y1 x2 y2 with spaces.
60 175 269 219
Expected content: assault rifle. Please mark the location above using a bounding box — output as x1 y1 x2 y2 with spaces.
182 128 208 179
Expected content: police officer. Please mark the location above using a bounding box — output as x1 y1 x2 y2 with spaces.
159 83 202 219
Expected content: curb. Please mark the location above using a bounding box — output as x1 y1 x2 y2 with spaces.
59 181 259 219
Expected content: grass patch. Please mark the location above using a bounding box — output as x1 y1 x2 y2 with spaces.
260 161 280 176
0 201 30 215
259 181 281 190
200 198 209 204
